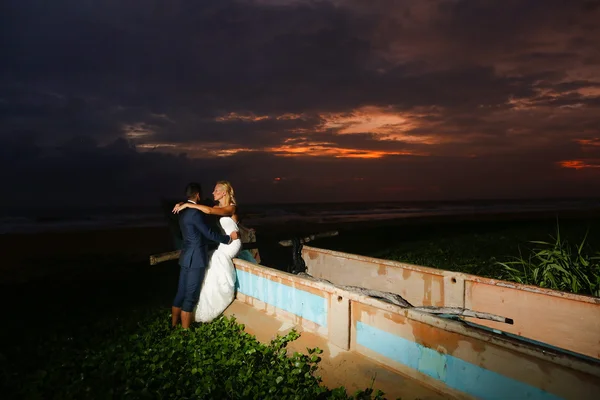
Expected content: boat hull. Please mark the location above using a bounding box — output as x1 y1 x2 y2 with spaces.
229 256 600 400
302 245 600 361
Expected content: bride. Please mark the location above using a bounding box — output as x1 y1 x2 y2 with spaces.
173 181 241 322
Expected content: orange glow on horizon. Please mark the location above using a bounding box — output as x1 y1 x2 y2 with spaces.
276 113 304 120
558 159 600 170
576 86 600 97
214 106 443 145
319 106 441 144
268 144 427 159
136 139 428 159
576 138 600 147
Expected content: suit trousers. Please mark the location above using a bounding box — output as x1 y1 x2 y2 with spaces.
173 266 207 312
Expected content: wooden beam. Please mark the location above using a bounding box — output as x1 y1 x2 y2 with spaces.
149 250 181 266
150 229 338 265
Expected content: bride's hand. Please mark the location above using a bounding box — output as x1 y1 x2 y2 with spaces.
172 202 187 213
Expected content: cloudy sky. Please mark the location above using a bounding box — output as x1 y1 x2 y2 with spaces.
2 0 599 207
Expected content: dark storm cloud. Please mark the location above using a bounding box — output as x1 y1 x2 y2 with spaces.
2 0 372 112
2 0 547 117
0 137 237 209
1 0 600 205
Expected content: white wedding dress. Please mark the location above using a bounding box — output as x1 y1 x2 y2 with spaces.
194 217 241 322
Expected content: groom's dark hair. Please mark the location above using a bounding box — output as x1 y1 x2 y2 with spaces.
185 182 202 199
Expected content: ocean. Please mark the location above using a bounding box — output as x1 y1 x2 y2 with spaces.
1 198 599 235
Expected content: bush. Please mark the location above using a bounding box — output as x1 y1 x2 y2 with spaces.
5 309 388 399
497 224 600 296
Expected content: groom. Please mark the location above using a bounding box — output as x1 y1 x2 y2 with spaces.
172 182 239 329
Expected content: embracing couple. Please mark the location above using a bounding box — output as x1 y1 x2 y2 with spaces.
171 181 241 329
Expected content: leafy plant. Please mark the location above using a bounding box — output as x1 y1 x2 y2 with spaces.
4 309 392 399
497 224 600 296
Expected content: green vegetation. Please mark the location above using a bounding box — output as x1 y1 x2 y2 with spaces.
2 308 388 399
497 227 600 296
3 215 599 400
383 224 600 297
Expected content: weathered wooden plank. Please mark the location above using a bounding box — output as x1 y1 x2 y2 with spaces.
149 250 181 265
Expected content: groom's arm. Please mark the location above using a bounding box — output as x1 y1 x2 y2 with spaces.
192 212 231 245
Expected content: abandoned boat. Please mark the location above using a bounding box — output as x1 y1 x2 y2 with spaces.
149 239 600 399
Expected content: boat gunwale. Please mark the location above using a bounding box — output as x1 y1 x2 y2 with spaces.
302 245 600 304
233 257 600 378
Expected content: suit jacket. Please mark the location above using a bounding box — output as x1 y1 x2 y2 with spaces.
178 207 230 269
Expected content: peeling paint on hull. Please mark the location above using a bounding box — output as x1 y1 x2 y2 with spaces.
303 246 600 360
230 257 600 400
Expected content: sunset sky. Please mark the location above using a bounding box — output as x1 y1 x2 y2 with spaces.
2 0 600 207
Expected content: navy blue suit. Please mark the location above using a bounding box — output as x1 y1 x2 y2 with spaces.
173 205 230 312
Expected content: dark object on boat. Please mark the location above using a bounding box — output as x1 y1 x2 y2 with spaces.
289 237 307 274
277 231 339 275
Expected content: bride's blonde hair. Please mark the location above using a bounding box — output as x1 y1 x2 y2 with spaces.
217 180 237 206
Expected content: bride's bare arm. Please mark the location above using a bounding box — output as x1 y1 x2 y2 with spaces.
197 204 236 216
173 202 236 216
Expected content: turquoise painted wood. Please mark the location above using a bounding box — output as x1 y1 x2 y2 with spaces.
356 322 562 400
236 269 328 327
